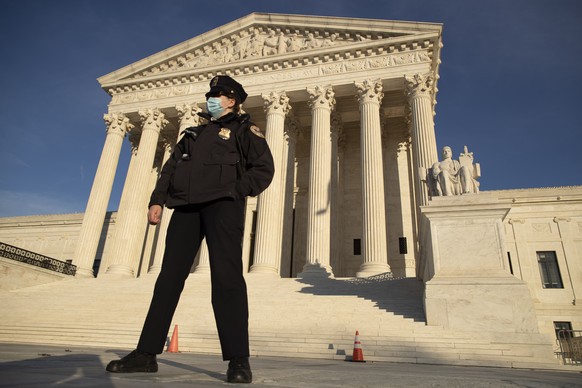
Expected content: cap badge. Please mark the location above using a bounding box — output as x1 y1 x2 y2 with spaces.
218 127 231 140
211 76 219 86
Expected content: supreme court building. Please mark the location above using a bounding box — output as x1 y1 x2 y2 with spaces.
75 13 441 280
1 13 581 367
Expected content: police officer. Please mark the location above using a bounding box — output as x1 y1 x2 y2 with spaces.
106 75 274 384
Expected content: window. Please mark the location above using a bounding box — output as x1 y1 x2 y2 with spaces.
398 237 408 254
507 252 514 275
537 251 563 289
353 239 361 255
554 321 573 339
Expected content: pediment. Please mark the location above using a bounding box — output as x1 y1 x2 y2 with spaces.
98 13 442 91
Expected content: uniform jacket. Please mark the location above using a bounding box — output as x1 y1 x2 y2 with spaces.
149 112 274 208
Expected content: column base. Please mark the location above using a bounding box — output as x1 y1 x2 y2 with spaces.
356 262 391 278
147 264 161 276
249 263 279 275
102 264 134 278
74 266 95 278
298 263 334 279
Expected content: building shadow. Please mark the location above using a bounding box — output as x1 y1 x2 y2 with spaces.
296 272 426 322
0 347 226 386
0 351 115 387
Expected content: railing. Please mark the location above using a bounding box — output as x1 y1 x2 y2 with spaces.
557 330 582 365
0 242 76 276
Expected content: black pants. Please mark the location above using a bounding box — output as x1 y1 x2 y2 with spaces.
137 198 249 360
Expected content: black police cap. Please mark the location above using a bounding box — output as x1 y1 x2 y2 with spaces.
205 75 248 104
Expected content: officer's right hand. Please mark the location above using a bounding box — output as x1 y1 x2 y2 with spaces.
148 205 163 225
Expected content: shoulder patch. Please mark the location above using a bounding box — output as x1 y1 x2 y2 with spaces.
249 125 265 139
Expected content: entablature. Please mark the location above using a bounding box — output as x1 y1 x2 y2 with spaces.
99 13 442 109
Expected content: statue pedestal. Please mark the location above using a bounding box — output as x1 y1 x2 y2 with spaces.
421 196 539 333
424 276 539 333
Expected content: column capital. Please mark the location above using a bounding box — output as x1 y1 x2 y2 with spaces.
404 73 436 100
176 103 203 130
355 79 384 106
139 108 168 133
103 113 134 138
262 91 291 116
307 85 335 111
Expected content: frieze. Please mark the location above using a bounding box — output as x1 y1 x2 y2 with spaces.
131 25 411 78
110 50 431 105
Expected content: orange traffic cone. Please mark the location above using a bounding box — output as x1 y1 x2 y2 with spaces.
167 324 179 353
351 330 365 362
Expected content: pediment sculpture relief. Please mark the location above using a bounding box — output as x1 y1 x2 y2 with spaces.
424 145 481 196
133 26 386 78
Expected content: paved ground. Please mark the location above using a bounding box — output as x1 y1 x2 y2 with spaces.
0 343 580 387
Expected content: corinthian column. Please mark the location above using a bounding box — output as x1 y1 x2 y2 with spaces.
299 85 335 278
105 108 168 277
355 80 391 277
405 73 438 206
73 113 133 277
280 114 299 277
330 112 343 274
250 92 291 275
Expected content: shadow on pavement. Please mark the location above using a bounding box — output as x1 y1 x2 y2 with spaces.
0 351 115 387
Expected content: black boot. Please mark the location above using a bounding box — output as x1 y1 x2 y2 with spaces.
226 357 252 383
106 349 158 373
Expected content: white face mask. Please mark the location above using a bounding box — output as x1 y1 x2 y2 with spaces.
206 97 224 119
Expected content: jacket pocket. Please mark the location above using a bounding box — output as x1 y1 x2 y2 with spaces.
204 152 239 186
169 160 190 197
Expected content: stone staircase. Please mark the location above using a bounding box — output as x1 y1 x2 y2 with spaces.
0 274 562 369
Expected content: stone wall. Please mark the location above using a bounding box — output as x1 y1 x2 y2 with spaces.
0 212 116 276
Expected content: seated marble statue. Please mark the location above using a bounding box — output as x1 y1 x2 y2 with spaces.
429 146 480 196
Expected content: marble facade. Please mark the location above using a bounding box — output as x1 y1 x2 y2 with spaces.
76 13 442 279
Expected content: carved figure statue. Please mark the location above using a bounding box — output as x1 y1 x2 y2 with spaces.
429 146 480 196
304 33 320 49
276 32 288 54
322 33 338 47
287 33 303 52
263 32 279 56
248 31 265 57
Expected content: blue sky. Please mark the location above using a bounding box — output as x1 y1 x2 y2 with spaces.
0 0 581 217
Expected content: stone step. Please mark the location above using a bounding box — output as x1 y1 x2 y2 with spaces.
0 327 557 370
0 276 561 370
